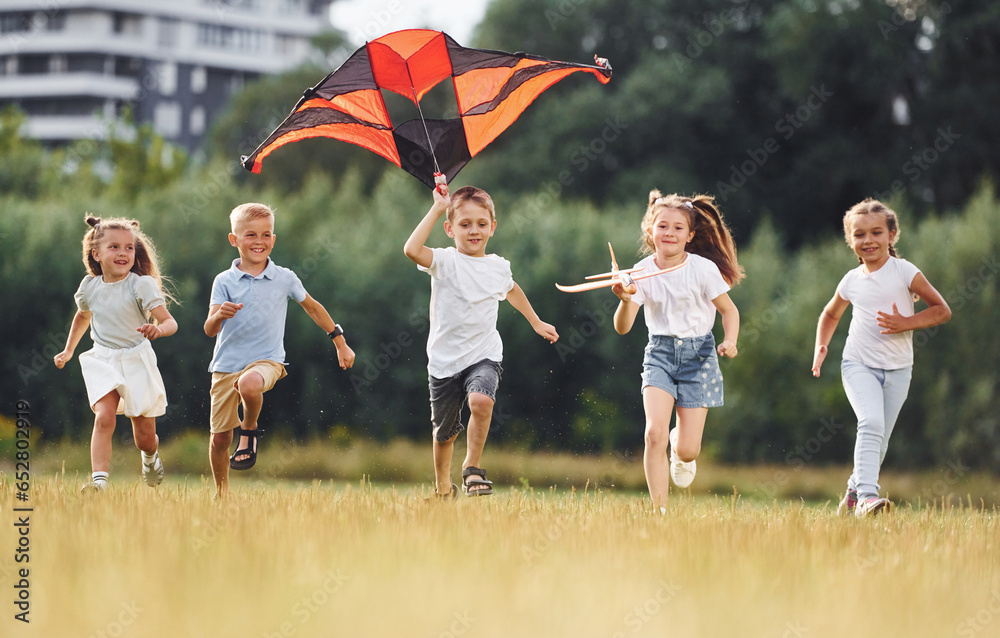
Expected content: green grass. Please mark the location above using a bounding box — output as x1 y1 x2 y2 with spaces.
1 476 998 637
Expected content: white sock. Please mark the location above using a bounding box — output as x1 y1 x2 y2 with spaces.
660 506 667 515
141 451 158 466
92 471 109 484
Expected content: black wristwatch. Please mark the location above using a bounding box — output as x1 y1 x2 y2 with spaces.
328 325 344 339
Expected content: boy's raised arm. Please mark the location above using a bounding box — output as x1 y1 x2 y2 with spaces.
403 186 450 268
506 282 559 343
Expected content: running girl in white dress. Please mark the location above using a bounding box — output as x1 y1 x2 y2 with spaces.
55 216 177 492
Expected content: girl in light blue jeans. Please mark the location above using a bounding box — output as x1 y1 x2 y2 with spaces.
812 198 950 517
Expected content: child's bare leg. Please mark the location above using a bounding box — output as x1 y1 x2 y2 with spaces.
130 416 158 455
90 391 120 473
210 430 234 494
673 407 708 462
462 392 494 494
433 433 458 494
233 371 264 463
642 386 675 510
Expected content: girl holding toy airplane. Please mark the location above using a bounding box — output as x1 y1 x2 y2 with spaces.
612 190 744 512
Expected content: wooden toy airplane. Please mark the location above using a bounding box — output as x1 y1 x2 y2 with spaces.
555 243 688 294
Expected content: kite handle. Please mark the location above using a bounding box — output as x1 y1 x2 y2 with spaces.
434 172 447 195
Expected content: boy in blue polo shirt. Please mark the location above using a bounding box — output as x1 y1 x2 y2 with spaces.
204 202 355 495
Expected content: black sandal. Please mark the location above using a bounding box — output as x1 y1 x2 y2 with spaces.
462 466 493 496
229 427 261 470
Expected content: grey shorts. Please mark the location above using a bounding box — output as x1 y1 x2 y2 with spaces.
641 333 723 408
429 359 502 441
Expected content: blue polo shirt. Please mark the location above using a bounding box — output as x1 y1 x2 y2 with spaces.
208 258 307 373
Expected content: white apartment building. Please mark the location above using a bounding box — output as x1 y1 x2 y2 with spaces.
0 0 332 151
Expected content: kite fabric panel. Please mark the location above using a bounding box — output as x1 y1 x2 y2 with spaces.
240 29 612 189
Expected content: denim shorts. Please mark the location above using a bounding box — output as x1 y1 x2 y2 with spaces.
641 333 723 408
429 358 502 441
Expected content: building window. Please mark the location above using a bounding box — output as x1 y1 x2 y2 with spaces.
113 12 143 37
0 12 30 33
159 62 177 96
197 23 265 52
154 101 182 138
190 106 206 135
49 54 67 74
158 17 179 48
191 66 207 94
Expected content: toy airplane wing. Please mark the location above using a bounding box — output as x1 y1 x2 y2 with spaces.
630 256 689 280
555 253 690 293
555 269 644 293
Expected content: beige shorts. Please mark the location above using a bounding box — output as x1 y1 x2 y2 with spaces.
209 360 286 434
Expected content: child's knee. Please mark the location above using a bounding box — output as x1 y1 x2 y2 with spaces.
644 422 669 448
236 373 265 398
467 393 494 417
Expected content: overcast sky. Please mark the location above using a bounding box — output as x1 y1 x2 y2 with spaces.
329 0 492 47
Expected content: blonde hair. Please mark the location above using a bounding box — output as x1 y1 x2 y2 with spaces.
641 190 745 286
81 215 176 309
843 198 900 264
447 186 495 223
230 202 274 233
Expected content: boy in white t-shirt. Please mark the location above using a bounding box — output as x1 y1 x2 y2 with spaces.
404 184 559 497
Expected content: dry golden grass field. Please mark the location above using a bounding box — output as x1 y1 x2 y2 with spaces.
1 466 998 638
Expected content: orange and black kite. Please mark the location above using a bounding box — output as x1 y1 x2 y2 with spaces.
240 29 612 189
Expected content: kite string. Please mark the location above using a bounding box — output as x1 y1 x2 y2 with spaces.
409 85 442 177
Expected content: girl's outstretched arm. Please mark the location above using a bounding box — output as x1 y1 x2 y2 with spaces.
138 305 178 340
54 310 91 368
877 273 952 334
812 292 849 377
506 282 558 343
612 283 640 335
712 292 740 357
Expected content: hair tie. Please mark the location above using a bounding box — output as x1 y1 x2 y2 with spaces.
684 201 694 209
653 197 665 206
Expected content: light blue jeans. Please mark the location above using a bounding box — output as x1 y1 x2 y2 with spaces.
841 359 912 499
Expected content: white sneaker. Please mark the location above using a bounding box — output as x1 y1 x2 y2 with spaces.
142 455 164 487
80 480 107 494
855 496 891 518
669 428 697 488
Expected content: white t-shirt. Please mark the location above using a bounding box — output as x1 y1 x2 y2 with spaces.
630 253 730 337
836 256 921 369
419 247 514 379
74 273 165 349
